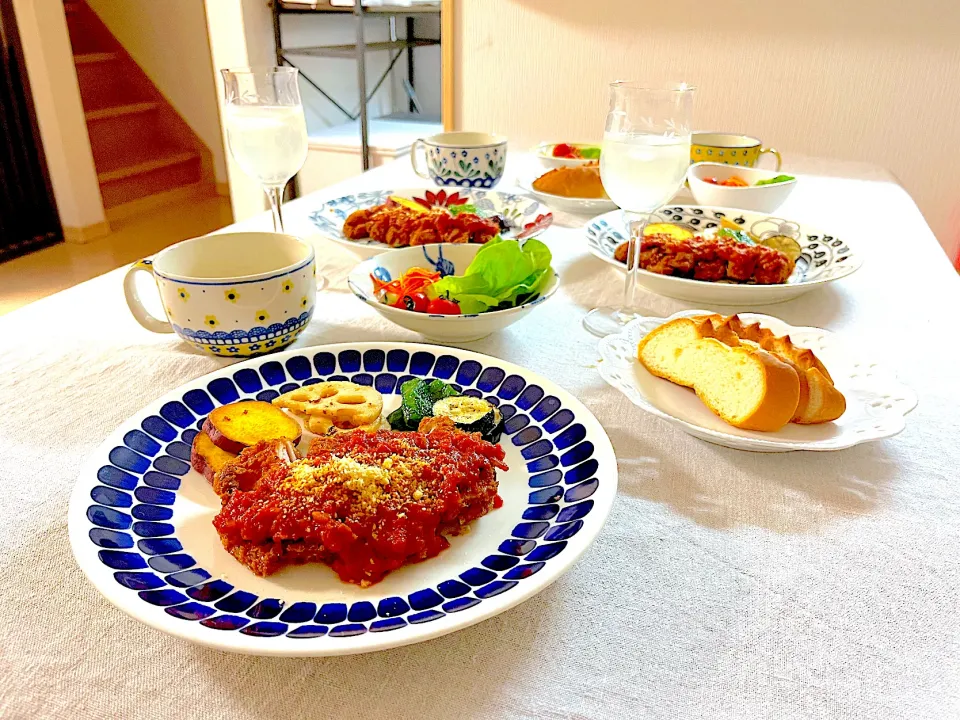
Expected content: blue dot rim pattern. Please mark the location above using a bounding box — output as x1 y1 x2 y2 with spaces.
584 205 862 287
68 342 617 656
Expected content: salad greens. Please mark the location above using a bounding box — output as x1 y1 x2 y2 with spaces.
577 146 601 160
755 174 795 186
427 237 553 315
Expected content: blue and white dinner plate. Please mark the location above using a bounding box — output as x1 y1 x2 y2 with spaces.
68 343 617 656
585 205 862 306
308 188 554 258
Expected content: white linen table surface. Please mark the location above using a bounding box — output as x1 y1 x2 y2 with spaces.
1 154 958 720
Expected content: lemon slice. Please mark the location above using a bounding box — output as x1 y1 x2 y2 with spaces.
760 235 802 262
389 196 429 213
719 217 761 242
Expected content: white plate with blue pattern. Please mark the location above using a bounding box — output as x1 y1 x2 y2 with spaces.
308 188 554 258
586 205 862 306
69 343 617 656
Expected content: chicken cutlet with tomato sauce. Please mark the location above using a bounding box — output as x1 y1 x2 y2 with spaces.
212 417 507 586
614 232 794 285
342 201 500 247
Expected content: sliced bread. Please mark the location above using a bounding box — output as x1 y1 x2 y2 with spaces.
637 317 801 432
697 314 846 424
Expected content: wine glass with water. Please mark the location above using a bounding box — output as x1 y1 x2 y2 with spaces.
583 81 695 337
221 67 308 233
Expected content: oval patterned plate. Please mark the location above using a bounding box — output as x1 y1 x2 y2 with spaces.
585 205 862 306
68 343 617 656
597 310 916 452
308 188 554 258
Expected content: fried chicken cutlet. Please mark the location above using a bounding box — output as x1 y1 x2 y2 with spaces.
342 202 500 247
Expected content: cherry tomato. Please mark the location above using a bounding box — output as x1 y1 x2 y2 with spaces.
401 292 430 313
703 177 720 185
551 143 578 159
427 297 461 315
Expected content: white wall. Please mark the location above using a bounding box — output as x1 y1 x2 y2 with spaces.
12 0 106 233
87 0 228 184
453 0 960 259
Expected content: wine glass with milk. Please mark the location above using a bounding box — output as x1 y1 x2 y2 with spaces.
583 81 695 337
221 67 308 233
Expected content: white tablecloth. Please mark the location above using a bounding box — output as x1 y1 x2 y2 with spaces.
2 156 959 720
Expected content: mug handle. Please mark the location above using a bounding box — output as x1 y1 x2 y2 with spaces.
410 139 431 179
759 147 782 172
123 259 174 334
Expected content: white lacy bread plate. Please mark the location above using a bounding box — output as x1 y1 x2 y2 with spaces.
69 342 617 656
585 205 862 306
597 310 916 452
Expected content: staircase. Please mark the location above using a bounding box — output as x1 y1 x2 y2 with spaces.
63 1 216 215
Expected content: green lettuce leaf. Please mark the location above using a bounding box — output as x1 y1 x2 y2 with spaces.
577 146 601 159
755 174 795 186
427 237 553 314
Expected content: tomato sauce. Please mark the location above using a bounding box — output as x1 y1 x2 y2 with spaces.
213 421 507 586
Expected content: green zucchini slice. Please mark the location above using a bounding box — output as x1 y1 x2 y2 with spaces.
432 396 497 436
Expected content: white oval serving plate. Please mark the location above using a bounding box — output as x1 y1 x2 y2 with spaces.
585 205 862 306
308 188 554 258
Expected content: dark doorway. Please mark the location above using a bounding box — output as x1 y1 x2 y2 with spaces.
0 1 63 262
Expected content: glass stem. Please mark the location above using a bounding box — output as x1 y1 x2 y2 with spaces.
618 211 649 321
266 185 284 232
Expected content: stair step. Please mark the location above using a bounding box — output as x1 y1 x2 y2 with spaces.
74 52 119 65
85 102 160 122
99 152 204 209
97 151 200 184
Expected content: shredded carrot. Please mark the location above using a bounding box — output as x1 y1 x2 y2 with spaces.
371 267 440 302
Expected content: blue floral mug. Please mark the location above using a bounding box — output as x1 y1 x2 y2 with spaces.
123 232 321 357
411 131 507 188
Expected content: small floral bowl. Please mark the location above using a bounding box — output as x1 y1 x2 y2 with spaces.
348 243 559 343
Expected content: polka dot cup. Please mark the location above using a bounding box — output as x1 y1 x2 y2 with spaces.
123 232 318 357
690 132 781 170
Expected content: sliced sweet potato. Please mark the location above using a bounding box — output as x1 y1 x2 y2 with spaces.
190 432 238 483
203 400 302 454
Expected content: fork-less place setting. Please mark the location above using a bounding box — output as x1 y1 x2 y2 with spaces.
70 74 922 659
4 44 959 718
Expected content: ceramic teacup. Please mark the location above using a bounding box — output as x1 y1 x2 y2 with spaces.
411 131 507 188
691 132 781 170
123 231 318 357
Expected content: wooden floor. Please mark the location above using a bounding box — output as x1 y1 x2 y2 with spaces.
0 195 233 316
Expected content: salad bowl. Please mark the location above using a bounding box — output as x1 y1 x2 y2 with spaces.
348 243 559 343
688 162 797 214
